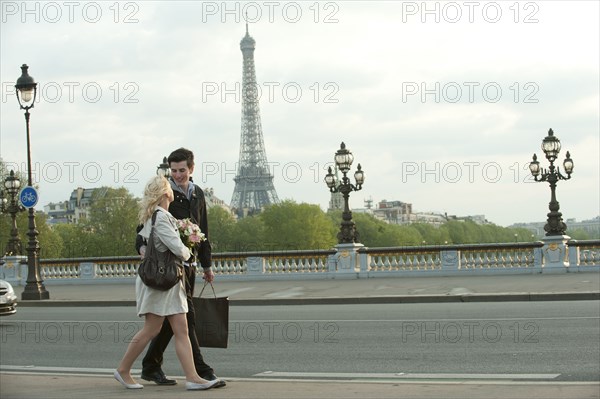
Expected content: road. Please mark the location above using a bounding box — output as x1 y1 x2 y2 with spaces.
1 301 599 382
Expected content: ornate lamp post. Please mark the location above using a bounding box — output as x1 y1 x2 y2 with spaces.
15 64 49 300
528 128 573 236
1 170 25 255
325 142 365 244
157 156 171 177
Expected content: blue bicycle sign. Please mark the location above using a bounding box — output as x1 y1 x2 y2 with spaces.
20 186 39 208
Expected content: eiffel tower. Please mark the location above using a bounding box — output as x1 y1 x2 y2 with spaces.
230 24 280 218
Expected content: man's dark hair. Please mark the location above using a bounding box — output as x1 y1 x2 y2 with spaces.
168 147 194 168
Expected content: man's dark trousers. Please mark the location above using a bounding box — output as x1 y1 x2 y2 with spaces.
141 265 213 376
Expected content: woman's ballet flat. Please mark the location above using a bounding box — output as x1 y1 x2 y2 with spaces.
185 379 220 390
114 370 144 389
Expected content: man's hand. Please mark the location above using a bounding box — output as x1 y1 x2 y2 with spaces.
202 268 215 283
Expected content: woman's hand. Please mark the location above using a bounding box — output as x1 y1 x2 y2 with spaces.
139 245 146 259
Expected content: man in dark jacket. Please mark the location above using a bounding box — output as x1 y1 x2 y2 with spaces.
136 147 225 388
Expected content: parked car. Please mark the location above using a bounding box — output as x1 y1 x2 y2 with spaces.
0 279 18 316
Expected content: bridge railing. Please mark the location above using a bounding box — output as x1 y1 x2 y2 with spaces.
0 240 598 285
359 242 543 275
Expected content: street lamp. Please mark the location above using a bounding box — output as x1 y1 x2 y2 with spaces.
15 64 49 300
0 170 25 255
528 128 574 236
157 156 171 177
325 142 365 244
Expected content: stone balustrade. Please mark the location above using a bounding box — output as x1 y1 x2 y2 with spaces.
359 242 542 276
1 240 598 286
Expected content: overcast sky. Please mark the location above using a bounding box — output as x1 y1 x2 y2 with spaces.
1 0 598 227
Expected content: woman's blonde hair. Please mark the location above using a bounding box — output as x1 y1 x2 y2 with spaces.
138 175 171 224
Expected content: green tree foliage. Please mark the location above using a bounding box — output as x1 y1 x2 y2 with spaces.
325 212 550 247
348 212 421 247
51 187 139 258
411 223 451 245
567 229 592 240
80 187 139 257
0 158 63 258
259 200 337 250
207 206 237 252
36 212 64 258
229 214 266 252
3 150 598 259
52 223 87 258
446 220 476 243
0 211 63 258
438 220 539 244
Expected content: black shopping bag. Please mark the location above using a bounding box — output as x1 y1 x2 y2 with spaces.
193 282 229 348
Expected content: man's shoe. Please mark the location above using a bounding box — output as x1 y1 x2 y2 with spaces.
201 373 226 388
140 370 177 385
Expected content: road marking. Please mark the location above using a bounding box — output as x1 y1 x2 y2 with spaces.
449 288 475 295
4 366 592 385
4 366 560 380
231 316 600 322
2 316 599 324
265 287 305 298
0 365 140 374
213 287 254 297
253 371 562 380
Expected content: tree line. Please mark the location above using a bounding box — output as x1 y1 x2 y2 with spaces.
207 203 596 252
0 185 597 259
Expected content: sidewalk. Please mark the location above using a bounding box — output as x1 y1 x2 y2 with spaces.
13 272 600 306
1 372 599 399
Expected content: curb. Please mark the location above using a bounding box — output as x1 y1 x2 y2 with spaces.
15 291 600 307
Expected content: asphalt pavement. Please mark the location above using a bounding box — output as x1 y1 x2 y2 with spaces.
3 272 600 399
12 272 600 306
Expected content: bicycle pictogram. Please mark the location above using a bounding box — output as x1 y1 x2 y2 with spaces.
19 186 39 208
21 191 37 203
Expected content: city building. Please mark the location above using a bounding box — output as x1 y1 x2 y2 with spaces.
372 199 413 224
67 187 106 224
43 186 232 225
43 201 69 225
205 187 234 214
44 187 105 225
360 199 488 227
511 216 600 237
572 216 600 236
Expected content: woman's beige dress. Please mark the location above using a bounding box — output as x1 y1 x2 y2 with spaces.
135 206 191 317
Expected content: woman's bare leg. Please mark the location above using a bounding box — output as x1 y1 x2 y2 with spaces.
116 313 164 384
167 313 208 383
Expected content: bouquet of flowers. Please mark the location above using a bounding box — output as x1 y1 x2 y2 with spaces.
176 218 206 250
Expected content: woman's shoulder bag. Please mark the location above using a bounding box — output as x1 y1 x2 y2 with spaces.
137 210 184 291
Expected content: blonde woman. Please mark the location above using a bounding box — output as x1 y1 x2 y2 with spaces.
114 175 220 391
